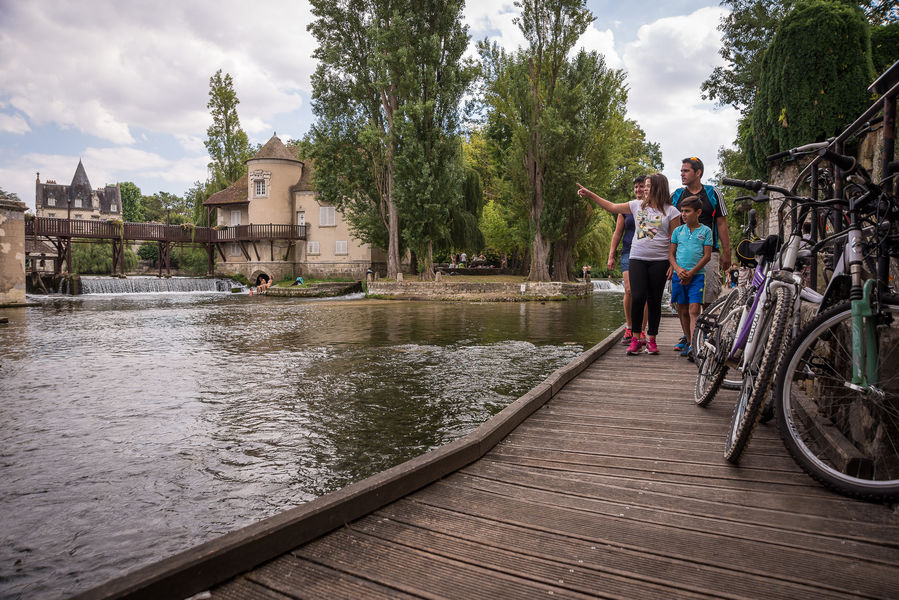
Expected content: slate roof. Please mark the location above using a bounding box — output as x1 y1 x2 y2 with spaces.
203 174 249 206
250 135 300 162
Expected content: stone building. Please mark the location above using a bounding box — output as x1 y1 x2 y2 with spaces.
204 135 386 283
34 160 122 220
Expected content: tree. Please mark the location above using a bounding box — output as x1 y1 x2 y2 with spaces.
390 0 478 278
745 0 875 170
204 69 253 189
478 0 593 281
119 181 143 222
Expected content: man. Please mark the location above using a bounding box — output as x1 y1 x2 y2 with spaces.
671 157 731 351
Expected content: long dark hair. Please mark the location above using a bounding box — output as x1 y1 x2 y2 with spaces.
642 173 671 211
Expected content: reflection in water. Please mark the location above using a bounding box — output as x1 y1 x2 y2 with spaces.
0 292 623 599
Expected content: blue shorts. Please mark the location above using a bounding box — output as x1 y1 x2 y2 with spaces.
620 252 630 272
671 272 706 305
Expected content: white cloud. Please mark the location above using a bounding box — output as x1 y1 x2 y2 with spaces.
574 25 622 69
0 1 317 143
0 112 30 134
620 6 736 184
463 0 526 52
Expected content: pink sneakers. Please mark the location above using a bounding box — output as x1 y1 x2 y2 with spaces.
645 337 659 354
626 338 644 355
621 328 633 345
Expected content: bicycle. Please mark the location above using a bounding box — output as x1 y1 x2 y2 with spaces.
772 148 899 501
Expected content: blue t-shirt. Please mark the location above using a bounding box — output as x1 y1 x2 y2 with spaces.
621 213 635 255
671 223 713 273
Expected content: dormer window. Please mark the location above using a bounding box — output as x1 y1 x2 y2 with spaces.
109 203 117 212
74 198 82 208
47 196 56 206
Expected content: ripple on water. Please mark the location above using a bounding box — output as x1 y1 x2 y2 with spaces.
0 292 624 598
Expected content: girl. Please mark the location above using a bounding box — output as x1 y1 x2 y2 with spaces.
577 173 680 355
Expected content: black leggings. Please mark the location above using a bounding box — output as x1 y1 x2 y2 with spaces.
628 258 669 337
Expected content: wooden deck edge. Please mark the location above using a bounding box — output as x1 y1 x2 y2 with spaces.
70 324 626 600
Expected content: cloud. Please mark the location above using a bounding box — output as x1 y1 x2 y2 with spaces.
0 112 30 134
620 6 736 182
463 0 526 52
574 24 622 69
0 1 317 144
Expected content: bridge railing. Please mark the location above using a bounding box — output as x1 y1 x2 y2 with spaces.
26 218 306 242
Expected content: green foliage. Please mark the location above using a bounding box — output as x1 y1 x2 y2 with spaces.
71 242 137 274
307 0 475 277
871 22 899 75
137 243 158 263
702 1 791 113
478 5 640 280
119 181 143 222
205 69 252 189
745 0 875 171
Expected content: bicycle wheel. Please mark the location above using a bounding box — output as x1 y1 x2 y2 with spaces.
694 287 746 407
774 297 899 500
724 286 793 463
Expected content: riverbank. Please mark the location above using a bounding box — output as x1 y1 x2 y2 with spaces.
366 279 591 301
266 281 362 298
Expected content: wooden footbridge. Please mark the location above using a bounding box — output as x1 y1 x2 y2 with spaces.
25 217 306 276
74 319 899 600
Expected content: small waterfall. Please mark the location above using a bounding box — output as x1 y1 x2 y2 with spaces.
591 279 625 293
79 276 244 295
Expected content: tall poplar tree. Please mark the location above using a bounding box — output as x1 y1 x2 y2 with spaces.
479 0 593 281
204 69 252 190
308 0 473 279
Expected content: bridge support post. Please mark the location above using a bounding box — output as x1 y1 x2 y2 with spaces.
0 197 28 305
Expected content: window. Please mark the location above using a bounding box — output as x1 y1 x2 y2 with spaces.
229 243 240 256
75 214 83 220
319 205 336 227
307 241 320 255
230 210 241 226
296 211 305 226
91 215 100 220
255 179 266 197
47 197 56 206
48 213 56 218
74 198 82 208
335 240 348 255
109 203 117 212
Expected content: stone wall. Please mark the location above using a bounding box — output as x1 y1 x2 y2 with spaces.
366 280 591 301
0 199 27 305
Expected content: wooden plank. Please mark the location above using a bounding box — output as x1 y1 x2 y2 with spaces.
407 483 896 598
368 499 852 600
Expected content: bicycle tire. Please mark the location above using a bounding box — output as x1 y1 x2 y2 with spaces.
774 297 899 501
724 286 793 463
694 287 747 407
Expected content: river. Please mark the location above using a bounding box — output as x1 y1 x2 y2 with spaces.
0 288 624 599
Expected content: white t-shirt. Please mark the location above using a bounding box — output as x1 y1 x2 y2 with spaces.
627 200 681 262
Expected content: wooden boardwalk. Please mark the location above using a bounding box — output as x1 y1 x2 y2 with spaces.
76 319 899 600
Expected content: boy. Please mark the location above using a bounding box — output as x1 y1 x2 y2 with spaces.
668 196 713 359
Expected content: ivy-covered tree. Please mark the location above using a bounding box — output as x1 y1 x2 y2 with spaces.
204 70 252 190
745 0 875 170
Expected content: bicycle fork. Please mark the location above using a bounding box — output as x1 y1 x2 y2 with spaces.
848 279 879 392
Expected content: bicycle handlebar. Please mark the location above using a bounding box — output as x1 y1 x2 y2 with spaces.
721 178 792 197
767 141 832 162
818 148 857 172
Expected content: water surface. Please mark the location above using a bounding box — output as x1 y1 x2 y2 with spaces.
0 291 623 598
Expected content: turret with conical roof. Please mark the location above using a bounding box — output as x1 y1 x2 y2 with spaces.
69 159 93 207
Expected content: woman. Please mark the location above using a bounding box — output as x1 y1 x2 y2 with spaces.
578 173 680 355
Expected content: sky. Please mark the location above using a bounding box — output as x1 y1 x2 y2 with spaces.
0 0 739 212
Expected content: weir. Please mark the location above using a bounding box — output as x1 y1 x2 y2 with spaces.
77 276 243 294
591 278 625 293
